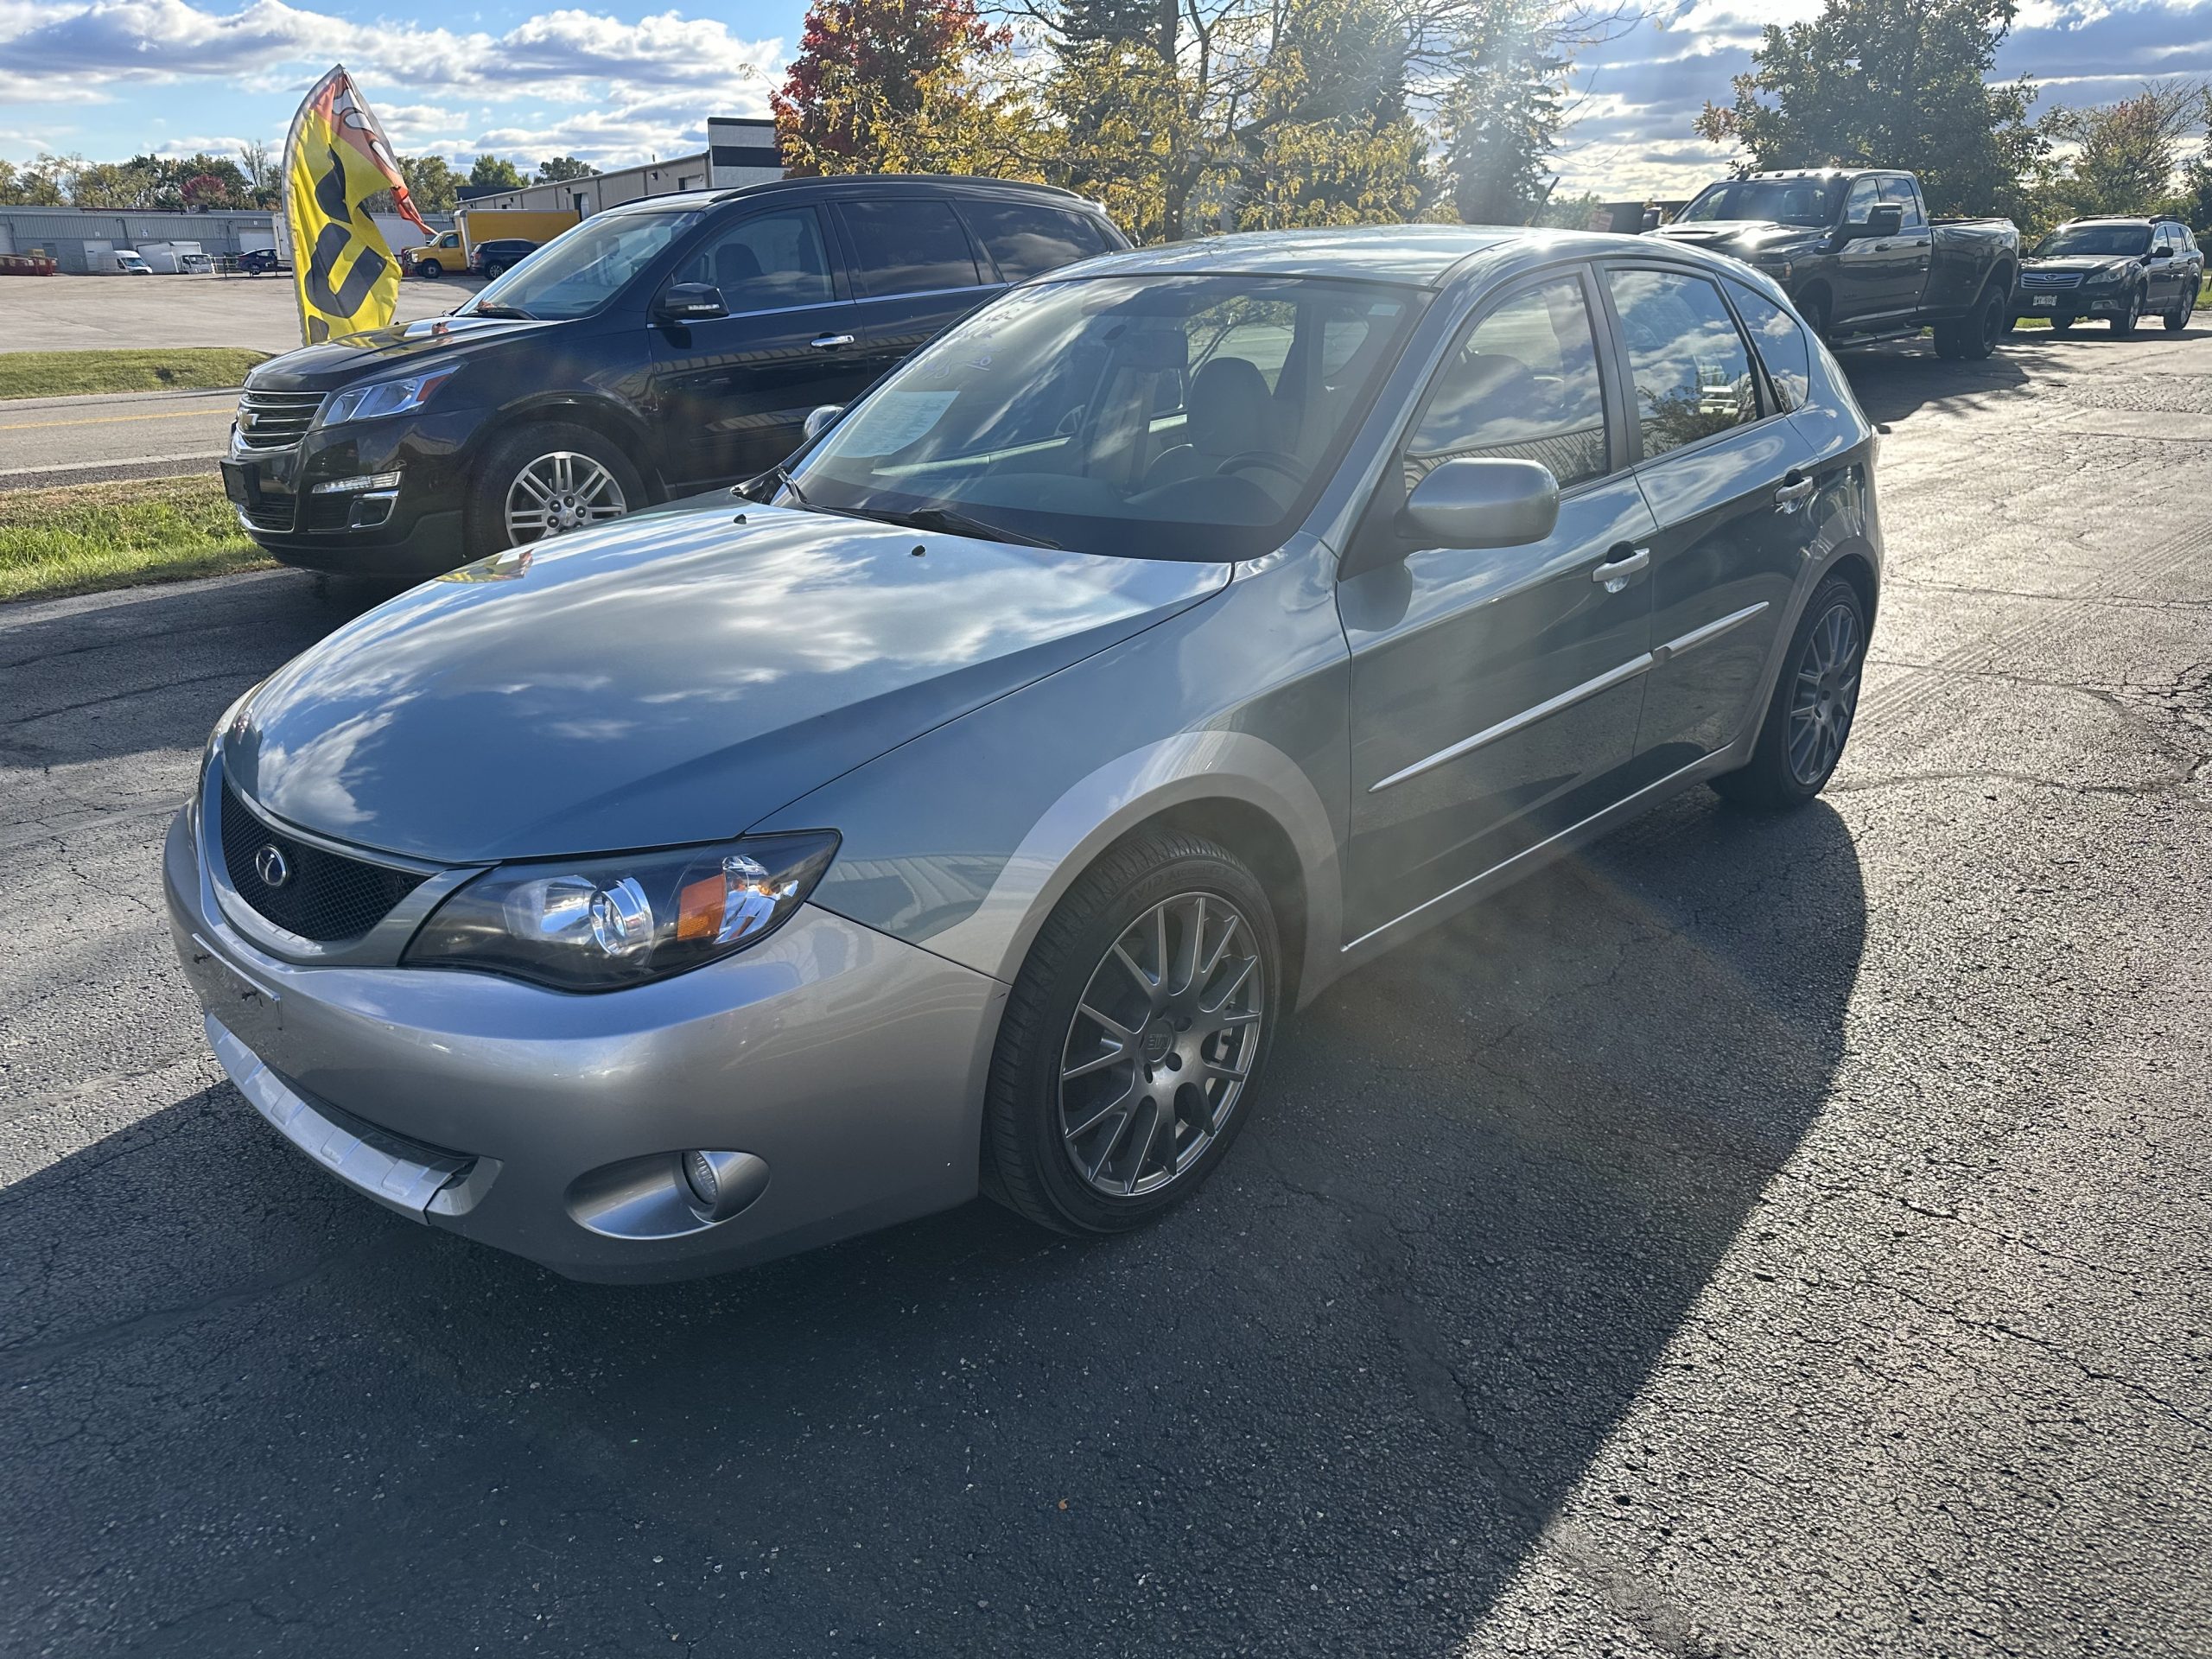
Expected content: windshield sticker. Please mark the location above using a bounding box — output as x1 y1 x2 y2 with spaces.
842 390 959 456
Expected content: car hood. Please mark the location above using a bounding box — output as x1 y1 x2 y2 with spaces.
1649 219 1821 256
224 501 1230 864
2023 254 2139 274
245 313 564 391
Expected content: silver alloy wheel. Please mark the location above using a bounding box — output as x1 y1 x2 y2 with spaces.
504 451 628 546
1058 891 1264 1198
1788 601 1864 785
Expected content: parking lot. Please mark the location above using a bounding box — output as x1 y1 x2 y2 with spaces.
0 270 481 355
2 324 2209 1656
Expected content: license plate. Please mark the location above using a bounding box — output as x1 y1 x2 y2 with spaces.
219 459 257 507
2032 296 2057 308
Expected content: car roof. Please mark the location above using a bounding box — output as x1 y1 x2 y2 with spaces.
1746 168 1899 181
1057 225 1743 290
2059 216 2154 227
598 175 1107 220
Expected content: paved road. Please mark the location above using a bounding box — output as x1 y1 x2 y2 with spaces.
2 327 2208 1657
0 271 479 355
0 388 241 489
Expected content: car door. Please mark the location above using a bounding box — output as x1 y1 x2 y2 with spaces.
2147 225 2183 309
1880 175 1936 309
1339 267 1658 940
830 196 1002 393
645 205 868 487
1600 265 1823 775
1831 175 1917 324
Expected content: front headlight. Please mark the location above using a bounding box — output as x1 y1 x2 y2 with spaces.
319 367 458 428
402 832 838 991
2084 266 2125 288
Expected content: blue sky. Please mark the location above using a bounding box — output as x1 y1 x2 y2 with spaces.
0 0 2207 197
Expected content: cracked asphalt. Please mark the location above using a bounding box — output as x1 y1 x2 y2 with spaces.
3 325 2209 1657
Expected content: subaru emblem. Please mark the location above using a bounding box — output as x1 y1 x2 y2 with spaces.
253 844 291 888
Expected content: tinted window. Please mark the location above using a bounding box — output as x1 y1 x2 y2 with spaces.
839 200 982 297
672 208 834 309
1842 176 1883 225
1677 179 1839 228
1878 175 1923 228
1408 274 1609 490
1606 269 1761 459
962 200 1107 281
1726 281 1811 412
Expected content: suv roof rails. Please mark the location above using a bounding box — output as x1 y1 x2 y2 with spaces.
708 174 1089 206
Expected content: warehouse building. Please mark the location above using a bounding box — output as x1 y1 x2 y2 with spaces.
460 117 783 219
0 204 454 272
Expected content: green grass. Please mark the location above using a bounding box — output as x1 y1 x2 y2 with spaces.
0 474 271 602
0 347 270 401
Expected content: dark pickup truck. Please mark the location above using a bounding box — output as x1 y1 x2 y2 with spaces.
1649 168 2020 359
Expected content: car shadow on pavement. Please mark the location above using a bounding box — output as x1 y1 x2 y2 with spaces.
2 778 1866 1653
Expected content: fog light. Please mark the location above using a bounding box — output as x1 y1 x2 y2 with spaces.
681 1149 771 1222
311 470 402 495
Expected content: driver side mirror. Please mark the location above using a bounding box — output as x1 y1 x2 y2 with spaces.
1401 458 1559 550
1841 203 1904 242
2145 245 2171 261
803 404 844 442
656 282 728 322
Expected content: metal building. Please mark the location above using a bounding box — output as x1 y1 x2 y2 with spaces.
0 205 455 272
457 116 784 220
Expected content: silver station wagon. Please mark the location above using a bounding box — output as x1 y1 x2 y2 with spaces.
167 226 1879 1280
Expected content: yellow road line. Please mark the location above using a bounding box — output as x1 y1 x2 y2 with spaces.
0 408 232 431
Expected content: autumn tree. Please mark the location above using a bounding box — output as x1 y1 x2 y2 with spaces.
772 0 1009 175
1694 0 2043 217
2036 81 2209 225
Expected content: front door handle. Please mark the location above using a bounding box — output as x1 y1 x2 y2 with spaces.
1774 473 1817 513
1592 546 1649 593
810 333 855 351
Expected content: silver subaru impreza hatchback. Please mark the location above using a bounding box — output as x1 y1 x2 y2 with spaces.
167 226 1878 1280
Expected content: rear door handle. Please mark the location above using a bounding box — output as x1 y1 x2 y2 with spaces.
1592 546 1649 593
810 334 855 351
1774 473 1816 513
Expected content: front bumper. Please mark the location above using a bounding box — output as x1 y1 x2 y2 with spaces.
163 804 1007 1281
225 406 484 578
2011 283 2130 321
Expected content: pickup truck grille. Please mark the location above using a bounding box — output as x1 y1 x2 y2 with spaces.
232 389 323 451
2019 270 2084 290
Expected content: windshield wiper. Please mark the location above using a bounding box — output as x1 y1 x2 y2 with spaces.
738 461 808 506
851 505 1060 550
470 303 535 319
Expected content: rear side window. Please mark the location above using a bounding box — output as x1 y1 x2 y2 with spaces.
1406 273 1610 491
961 200 1108 281
837 200 982 297
1726 280 1811 412
1605 268 1761 459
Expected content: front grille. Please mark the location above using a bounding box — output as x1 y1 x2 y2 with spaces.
219 785 428 943
232 389 322 451
2020 270 2084 290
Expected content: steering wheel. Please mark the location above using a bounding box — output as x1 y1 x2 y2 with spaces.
1218 449 1304 483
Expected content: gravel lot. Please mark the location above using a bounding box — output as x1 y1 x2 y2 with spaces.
2 327 2208 1657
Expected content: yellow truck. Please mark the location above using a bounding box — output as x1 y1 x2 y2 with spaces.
403 209 581 278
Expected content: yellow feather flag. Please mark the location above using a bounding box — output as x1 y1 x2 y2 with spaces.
280 67 432 346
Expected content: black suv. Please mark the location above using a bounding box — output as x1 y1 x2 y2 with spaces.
2012 217 2202 335
469 238 538 281
221 175 1129 575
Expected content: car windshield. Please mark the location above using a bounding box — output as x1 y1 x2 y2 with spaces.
2034 225 2152 257
457 209 706 321
1677 180 1840 228
791 274 1420 562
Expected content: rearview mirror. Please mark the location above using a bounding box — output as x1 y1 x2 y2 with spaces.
657 282 728 322
804 404 845 442
1401 458 1559 550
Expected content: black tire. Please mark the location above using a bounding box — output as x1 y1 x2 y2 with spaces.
416 258 442 279
2110 289 2141 336
1800 290 1831 343
983 831 1281 1235
2167 282 2197 333
463 422 645 560
1711 575 1868 812
1933 288 2004 360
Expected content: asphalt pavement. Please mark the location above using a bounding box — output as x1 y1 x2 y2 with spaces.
0 271 478 356
2 325 2208 1657
0 387 242 489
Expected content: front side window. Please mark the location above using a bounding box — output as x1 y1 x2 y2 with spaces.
1726 281 1811 412
1406 274 1609 491
1842 176 1884 226
792 274 1417 562
1606 269 1761 460
462 209 706 320
1878 176 1923 228
671 209 835 310
838 200 982 297
961 200 1108 282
